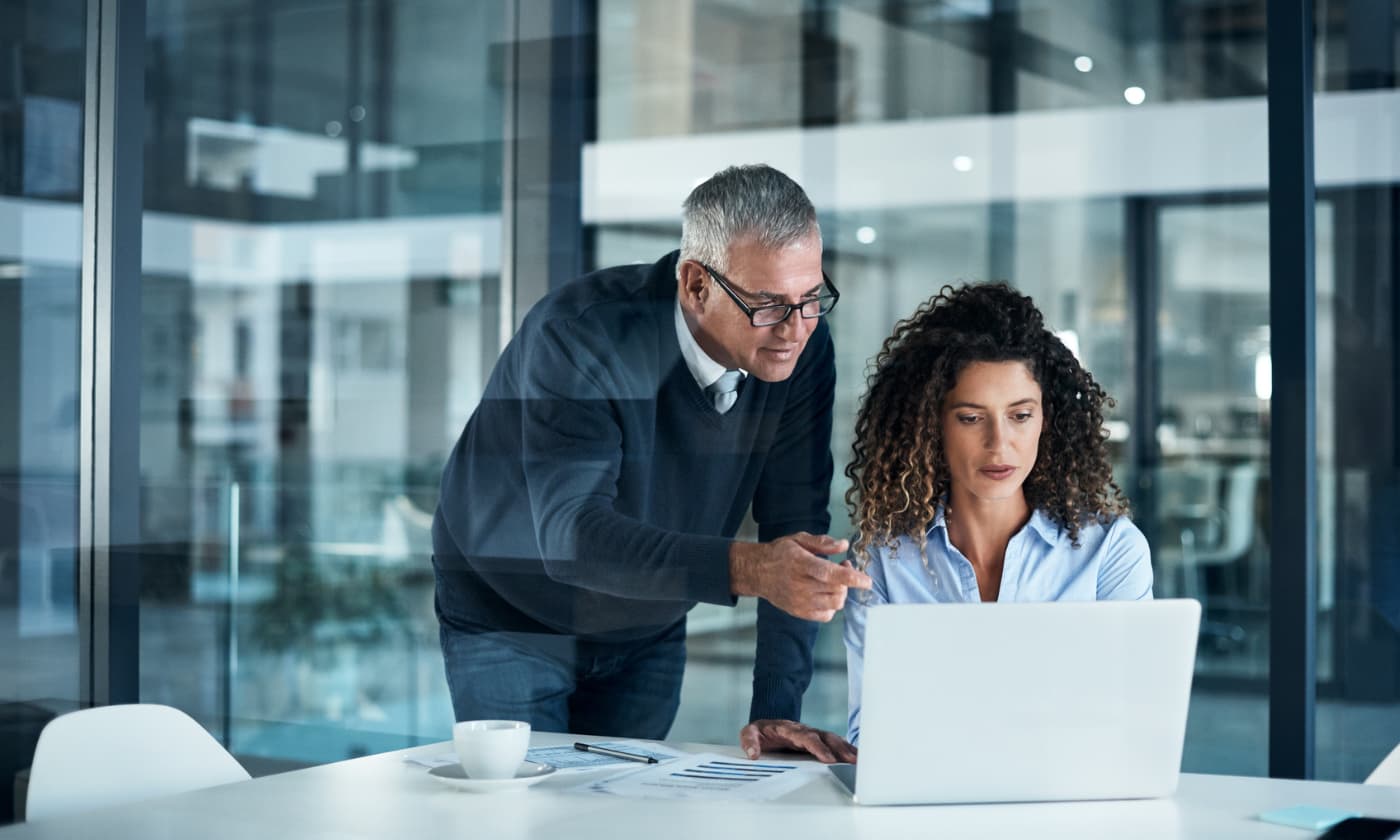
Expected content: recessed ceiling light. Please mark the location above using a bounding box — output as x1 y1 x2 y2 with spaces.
1124 86 1146 105
1074 55 1093 73
856 226 877 245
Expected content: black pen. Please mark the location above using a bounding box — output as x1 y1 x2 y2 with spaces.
573 742 659 764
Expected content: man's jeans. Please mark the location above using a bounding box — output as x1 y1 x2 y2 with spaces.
438 606 687 740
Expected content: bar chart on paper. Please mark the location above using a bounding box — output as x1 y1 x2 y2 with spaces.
579 752 823 801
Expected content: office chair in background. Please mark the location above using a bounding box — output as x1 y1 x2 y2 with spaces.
1155 461 1261 651
24 704 250 822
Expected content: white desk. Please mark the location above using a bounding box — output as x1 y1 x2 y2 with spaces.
4 732 1399 839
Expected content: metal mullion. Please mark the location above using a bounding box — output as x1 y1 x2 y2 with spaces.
1124 197 1159 547
500 0 520 341
79 0 145 709
78 0 101 709
1266 0 1317 780
545 0 591 291
503 0 593 332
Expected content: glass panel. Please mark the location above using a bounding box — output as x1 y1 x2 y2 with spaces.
0 0 86 824
1152 200 1277 774
1313 1 1400 783
592 0 1270 773
139 0 504 764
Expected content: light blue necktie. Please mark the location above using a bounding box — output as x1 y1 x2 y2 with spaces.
706 370 744 414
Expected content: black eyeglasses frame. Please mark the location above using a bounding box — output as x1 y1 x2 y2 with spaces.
695 261 840 327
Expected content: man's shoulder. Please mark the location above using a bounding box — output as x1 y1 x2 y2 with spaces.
501 255 677 393
530 254 675 325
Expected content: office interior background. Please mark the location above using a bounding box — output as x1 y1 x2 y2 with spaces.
1 0 1397 815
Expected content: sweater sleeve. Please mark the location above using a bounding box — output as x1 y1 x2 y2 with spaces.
748 323 837 722
519 317 735 606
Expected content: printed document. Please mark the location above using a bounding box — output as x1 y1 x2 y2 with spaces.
576 752 823 801
404 741 684 773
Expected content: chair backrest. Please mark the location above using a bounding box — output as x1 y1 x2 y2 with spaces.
1156 461 1223 520
1366 742 1400 786
1194 462 1260 564
381 493 433 560
25 704 251 822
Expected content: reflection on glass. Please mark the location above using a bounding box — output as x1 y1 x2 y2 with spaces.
1313 0 1400 783
0 0 85 823
1154 202 1272 680
592 0 1279 776
138 1 505 763
110 0 1398 782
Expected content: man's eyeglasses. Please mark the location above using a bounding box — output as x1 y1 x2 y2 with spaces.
697 261 840 327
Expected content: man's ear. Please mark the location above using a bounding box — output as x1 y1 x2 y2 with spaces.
677 260 709 311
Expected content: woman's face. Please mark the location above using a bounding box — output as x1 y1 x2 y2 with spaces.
941 360 1044 505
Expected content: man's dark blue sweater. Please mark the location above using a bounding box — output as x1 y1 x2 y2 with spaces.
431 250 835 722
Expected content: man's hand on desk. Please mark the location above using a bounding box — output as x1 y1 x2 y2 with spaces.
728 534 871 622
739 719 858 764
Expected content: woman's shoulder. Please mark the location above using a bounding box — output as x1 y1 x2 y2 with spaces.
1041 510 1148 555
855 530 938 565
848 532 931 583
1070 513 1154 598
1074 513 1152 573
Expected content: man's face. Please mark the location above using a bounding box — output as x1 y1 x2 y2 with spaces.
678 233 825 382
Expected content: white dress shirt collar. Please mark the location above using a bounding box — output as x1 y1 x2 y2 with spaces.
674 298 747 390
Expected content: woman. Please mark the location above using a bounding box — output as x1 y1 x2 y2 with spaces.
740 282 1151 761
842 281 1152 746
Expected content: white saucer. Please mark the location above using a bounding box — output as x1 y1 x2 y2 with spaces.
428 761 556 792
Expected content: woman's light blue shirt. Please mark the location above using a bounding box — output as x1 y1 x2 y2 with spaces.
842 508 1153 745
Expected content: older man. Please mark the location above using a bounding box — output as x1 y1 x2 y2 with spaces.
431 164 867 763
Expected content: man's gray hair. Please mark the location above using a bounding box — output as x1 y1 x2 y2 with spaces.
679 164 820 276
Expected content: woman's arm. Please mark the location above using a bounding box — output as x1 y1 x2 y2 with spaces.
1097 516 1154 601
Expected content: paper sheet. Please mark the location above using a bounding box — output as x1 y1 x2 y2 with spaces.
403 740 684 774
575 752 823 801
526 741 684 770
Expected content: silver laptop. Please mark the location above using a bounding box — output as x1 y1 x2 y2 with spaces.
832 599 1200 806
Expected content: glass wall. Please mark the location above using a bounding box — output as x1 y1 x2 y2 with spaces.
0 0 86 822
1313 0 1400 782
590 0 1285 775
6 0 1388 784
137 0 504 763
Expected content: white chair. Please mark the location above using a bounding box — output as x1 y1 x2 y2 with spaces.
25 704 250 821
1367 742 1400 786
1154 461 1225 599
1155 461 1261 650
380 493 434 562
1188 462 1261 582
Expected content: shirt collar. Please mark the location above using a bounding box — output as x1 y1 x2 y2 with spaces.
674 298 747 390
927 504 1062 546
1026 509 1063 545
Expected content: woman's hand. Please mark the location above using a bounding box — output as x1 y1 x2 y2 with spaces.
738 719 858 764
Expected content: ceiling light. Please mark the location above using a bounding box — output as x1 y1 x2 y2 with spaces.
856 226 877 245
1124 86 1146 106
1074 55 1093 73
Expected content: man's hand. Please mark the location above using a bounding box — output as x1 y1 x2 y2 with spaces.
729 533 871 622
739 719 857 764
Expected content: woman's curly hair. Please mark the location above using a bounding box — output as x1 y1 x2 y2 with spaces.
844 282 1127 569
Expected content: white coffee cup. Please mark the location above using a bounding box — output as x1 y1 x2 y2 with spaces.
453 720 530 779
